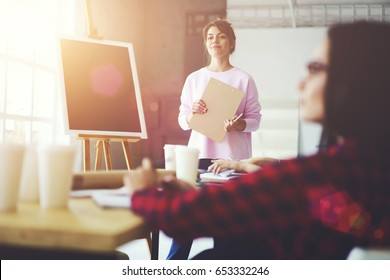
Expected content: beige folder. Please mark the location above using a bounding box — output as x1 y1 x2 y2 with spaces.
189 77 244 142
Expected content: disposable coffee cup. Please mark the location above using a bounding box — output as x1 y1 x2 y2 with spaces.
19 145 39 202
164 144 177 170
175 145 199 185
37 145 76 209
0 144 25 212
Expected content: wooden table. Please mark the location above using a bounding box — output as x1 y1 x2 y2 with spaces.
0 169 176 259
0 198 152 259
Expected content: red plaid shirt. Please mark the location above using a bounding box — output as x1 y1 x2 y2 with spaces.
131 140 390 259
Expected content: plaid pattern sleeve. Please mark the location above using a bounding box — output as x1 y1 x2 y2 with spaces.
131 140 390 258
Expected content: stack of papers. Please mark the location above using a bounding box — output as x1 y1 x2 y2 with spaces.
199 169 242 183
70 186 131 209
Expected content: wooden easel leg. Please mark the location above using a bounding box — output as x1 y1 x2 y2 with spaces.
121 141 134 170
83 139 91 171
103 140 112 170
94 141 103 170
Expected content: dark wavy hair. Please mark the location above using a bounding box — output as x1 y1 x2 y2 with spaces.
324 21 390 144
202 19 236 54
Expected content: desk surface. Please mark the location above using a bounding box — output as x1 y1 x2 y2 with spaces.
0 198 149 253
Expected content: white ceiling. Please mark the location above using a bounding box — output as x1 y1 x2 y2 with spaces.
297 0 390 4
227 0 390 28
228 0 390 5
295 0 389 4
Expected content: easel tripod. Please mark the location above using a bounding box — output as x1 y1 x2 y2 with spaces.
77 134 139 171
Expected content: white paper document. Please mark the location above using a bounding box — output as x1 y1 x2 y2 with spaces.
200 170 242 183
70 186 131 209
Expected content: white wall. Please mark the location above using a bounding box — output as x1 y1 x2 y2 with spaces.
231 27 326 158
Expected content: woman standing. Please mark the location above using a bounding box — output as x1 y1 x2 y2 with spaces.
169 19 261 260
178 19 261 160
170 19 261 260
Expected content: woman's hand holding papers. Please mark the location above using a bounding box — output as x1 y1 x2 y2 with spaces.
186 99 208 124
192 99 208 114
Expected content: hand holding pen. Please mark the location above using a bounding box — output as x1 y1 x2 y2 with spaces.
224 113 246 132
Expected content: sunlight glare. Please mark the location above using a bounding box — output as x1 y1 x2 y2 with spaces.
0 0 78 144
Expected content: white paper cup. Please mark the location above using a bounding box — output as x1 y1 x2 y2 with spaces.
19 145 39 202
0 144 25 212
37 145 76 209
164 144 177 170
175 145 199 185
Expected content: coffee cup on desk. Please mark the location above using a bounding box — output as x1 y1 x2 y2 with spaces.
164 144 177 170
19 145 40 202
0 144 25 212
175 145 199 185
37 145 76 209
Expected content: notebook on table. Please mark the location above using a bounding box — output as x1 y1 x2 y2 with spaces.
199 169 243 183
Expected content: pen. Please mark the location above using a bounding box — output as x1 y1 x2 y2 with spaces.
232 113 243 122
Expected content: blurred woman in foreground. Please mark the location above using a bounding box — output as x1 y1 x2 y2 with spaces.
125 21 390 259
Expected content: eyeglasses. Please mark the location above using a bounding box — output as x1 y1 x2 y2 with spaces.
306 61 328 75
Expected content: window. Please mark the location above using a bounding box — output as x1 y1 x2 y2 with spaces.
0 0 82 144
